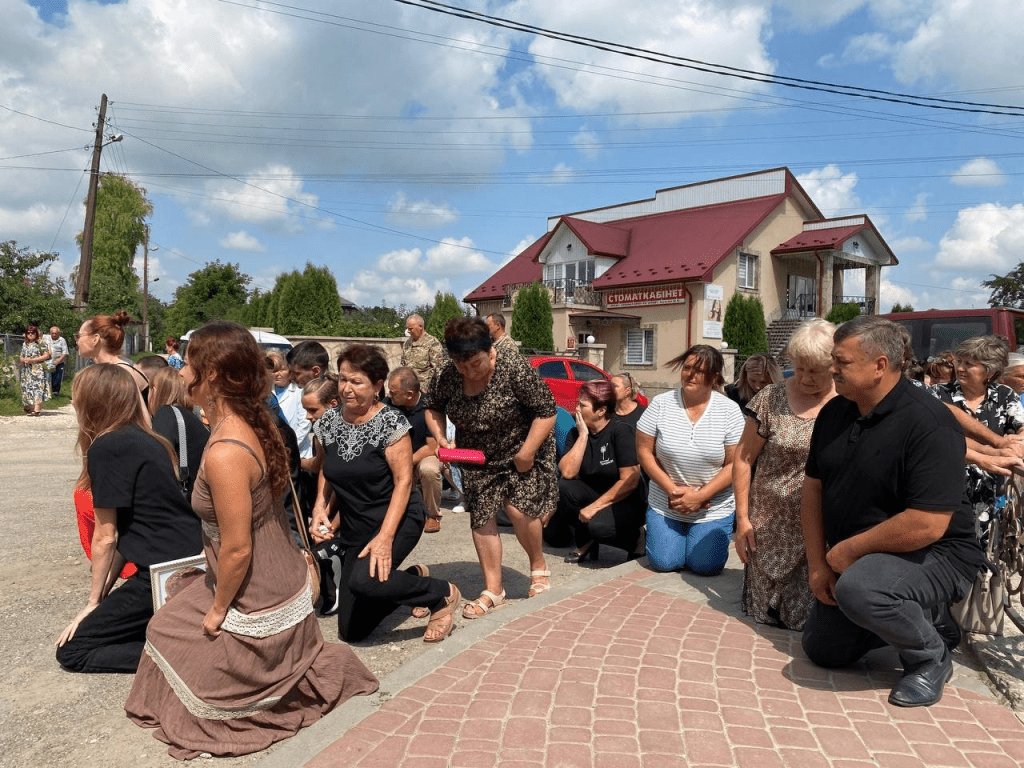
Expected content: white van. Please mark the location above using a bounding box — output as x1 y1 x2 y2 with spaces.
180 327 293 358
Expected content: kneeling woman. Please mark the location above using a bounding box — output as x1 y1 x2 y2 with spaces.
56 365 202 673
637 345 744 575
544 380 646 562
309 344 461 643
125 322 378 760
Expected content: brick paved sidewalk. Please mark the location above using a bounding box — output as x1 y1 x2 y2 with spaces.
292 567 1024 768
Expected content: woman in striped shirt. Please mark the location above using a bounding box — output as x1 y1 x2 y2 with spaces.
636 345 744 575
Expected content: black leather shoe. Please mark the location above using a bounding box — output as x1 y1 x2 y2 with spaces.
934 603 962 652
888 652 953 708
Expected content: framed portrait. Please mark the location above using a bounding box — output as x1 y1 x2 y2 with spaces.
150 553 207 612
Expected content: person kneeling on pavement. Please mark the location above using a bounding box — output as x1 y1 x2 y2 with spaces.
801 316 982 708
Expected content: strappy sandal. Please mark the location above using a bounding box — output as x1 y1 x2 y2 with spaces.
408 564 431 619
462 589 506 619
527 569 551 598
423 584 461 643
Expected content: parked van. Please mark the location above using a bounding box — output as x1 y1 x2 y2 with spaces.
179 327 292 358
880 307 1024 361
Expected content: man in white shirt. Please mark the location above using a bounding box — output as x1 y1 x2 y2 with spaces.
46 326 69 396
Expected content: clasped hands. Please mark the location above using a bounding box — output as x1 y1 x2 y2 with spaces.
667 484 710 515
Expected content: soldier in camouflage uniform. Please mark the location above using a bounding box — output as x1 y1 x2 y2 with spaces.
402 314 443 392
486 312 518 354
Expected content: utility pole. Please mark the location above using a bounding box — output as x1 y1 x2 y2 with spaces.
143 225 151 351
73 94 109 311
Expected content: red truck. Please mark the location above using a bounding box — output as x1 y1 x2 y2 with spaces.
881 307 1024 361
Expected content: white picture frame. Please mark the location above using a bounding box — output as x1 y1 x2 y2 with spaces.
150 553 207 612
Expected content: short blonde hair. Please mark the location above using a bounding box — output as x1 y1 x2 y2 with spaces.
956 335 1009 384
785 319 836 366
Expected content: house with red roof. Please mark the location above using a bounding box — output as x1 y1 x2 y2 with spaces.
465 167 897 391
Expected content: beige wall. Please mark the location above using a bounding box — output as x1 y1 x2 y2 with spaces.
286 335 407 375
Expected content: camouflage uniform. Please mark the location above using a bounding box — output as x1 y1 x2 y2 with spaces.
401 332 443 392
494 333 518 354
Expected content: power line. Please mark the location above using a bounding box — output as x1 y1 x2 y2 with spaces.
0 103 95 133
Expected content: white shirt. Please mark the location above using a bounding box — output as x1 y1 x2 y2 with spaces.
275 383 313 459
46 335 69 367
637 389 743 523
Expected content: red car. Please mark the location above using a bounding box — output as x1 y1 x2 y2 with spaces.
528 356 648 411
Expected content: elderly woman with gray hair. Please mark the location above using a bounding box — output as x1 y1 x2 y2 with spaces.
1001 353 1024 404
733 319 836 629
932 335 1024 543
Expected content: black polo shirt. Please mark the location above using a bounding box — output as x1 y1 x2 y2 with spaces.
805 376 982 580
386 394 429 453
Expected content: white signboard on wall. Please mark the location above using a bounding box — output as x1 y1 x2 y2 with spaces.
703 284 723 338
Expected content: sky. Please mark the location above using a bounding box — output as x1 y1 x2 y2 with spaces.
2 0 1023 314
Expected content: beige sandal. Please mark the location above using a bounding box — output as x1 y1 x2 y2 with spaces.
423 584 461 643
528 569 551 597
462 589 507 619
409 564 431 619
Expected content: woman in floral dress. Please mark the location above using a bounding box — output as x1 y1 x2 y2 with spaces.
19 325 50 415
733 319 836 630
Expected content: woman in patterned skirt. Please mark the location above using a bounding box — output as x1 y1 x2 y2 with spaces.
18 325 50 415
425 317 558 618
733 319 836 630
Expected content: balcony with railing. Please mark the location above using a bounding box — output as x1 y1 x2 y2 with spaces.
503 279 601 309
833 295 876 315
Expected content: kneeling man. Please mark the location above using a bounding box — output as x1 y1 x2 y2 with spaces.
801 316 982 707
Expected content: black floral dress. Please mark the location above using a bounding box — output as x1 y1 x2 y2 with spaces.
932 380 1024 540
425 350 558 529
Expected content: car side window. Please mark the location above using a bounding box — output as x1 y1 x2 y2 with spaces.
569 361 606 382
537 361 569 380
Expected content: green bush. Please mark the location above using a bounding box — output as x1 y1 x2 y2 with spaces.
722 293 768 358
511 282 555 351
826 302 861 325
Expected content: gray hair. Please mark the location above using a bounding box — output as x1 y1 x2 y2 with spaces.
486 312 506 330
406 313 424 326
1007 353 1024 369
833 316 905 371
784 319 836 366
955 335 1010 383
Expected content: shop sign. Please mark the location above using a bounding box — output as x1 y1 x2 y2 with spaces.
604 283 687 308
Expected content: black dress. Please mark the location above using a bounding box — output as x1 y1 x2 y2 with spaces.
56 425 202 673
314 405 449 641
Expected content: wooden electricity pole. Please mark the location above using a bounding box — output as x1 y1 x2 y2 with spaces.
73 93 109 310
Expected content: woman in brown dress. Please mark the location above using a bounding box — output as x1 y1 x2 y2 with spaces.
425 317 558 617
125 322 378 760
733 319 836 630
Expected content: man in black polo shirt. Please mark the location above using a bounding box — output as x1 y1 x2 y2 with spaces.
801 316 982 707
386 366 443 533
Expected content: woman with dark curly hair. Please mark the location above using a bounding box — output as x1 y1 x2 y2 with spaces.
126 322 378 760
308 344 461 643
425 317 558 618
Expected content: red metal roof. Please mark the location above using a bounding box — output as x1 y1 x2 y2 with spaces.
465 194 786 301
771 223 865 254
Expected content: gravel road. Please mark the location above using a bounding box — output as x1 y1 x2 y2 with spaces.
0 406 621 767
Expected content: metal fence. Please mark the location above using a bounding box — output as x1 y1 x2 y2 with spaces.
996 470 1024 633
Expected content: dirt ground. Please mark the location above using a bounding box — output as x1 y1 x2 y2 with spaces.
0 406 620 767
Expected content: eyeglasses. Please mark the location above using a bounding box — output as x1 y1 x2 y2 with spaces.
73 331 96 341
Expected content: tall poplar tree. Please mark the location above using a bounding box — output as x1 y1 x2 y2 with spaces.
511 282 554 351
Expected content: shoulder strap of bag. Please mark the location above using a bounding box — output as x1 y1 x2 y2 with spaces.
171 406 188 492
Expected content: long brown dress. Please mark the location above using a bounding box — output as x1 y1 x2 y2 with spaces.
740 384 816 631
125 439 378 760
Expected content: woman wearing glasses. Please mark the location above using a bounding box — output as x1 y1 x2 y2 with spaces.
75 311 150 397
611 372 646 430
18 325 50 416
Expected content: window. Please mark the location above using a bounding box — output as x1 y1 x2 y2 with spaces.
536 360 569 379
626 329 654 365
737 253 757 290
569 361 606 382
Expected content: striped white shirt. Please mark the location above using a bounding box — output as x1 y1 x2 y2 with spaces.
637 389 743 523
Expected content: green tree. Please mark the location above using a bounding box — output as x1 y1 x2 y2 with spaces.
426 291 465 340
164 260 252 337
75 174 152 316
511 282 554 351
336 304 405 338
295 263 343 335
0 241 80 334
272 270 303 335
889 302 914 313
983 264 1024 308
722 293 768 358
826 302 861 325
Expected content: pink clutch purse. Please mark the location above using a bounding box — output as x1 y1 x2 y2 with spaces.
438 447 486 465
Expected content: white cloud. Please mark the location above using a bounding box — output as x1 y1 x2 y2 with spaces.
377 248 423 274
880 278 919 313
774 0 865 32
340 270 451 308
890 236 930 253
423 237 495 273
571 127 600 159
796 165 861 217
841 32 895 64
951 158 1008 188
904 193 928 223
935 203 1024 273
503 235 537 267
203 165 320 233
218 230 266 252
545 163 577 185
386 192 459 227
518 0 775 123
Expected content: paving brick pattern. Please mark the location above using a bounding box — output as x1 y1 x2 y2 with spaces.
308 571 1024 767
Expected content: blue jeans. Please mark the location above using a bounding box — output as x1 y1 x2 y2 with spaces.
51 362 65 396
802 550 971 670
645 507 733 576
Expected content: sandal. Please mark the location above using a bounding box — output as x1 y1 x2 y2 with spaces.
408 564 431 619
462 589 507 619
423 584 461 643
527 569 551 598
